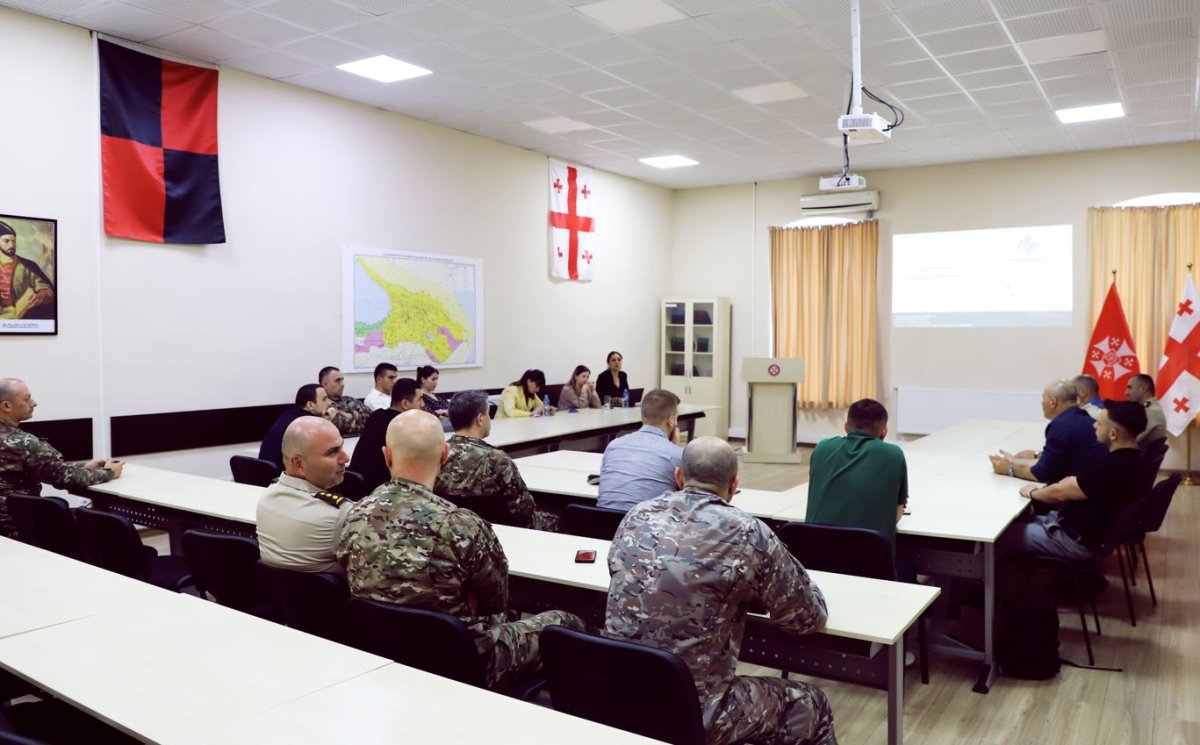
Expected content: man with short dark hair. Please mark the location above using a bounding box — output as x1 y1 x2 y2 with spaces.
337 410 583 689
606 437 835 745
1125 373 1167 447
597 388 683 512
318 366 370 437
1074 374 1103 418
350 378 424 492
434 391 557 531
0 378 121 539
364 363 399 412
998 400 1152 562
989 378 1106 483
259 384 331 467
257 417 351 573
806 399 908 554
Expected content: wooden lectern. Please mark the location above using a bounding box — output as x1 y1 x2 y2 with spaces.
741 358 804 464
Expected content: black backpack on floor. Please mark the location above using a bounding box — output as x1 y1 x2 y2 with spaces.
997 598 1061 680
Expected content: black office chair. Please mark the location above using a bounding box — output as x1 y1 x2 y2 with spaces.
5 495 86 561
256 561 353 645
181 531 276 619
1121 473 1182 607
348 598 545 700
540 625 707 745
1140 438 1169 477
335 470 370 501
775 522 930 684
73 508 193 591
440 494 513 526
229 455 278 487
562 504 626 541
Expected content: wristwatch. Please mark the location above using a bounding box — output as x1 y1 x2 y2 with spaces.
1007 465 1015 477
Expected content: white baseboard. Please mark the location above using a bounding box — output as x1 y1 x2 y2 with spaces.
726 426 825 446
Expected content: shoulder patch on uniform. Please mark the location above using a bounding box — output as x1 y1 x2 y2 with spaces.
313 490 345 508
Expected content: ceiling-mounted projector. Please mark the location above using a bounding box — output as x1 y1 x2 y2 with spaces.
838 112 891 143
819 173 867 191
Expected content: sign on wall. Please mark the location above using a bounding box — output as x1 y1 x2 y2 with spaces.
0 213 58 335
341 246 483 372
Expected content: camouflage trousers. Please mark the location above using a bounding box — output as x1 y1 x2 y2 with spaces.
706 676 836 745
477 610 584 689
532 509 561 533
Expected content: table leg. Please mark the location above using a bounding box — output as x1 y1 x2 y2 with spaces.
888 639 903 745
973 543 997 693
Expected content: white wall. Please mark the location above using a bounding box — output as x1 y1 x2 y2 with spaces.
1 7 673 469
673 141 1200 450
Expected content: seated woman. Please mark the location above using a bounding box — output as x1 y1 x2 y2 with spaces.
595 350 630 404
559 365 602 410
417 365 447 417
499 369 552 417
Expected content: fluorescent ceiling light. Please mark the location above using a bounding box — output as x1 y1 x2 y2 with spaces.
1020 31 1106 65
640 155 698 168
523 116 594 134
1055 102 1124 124
577 0 685 32
337 55 431 83
732 81 809 104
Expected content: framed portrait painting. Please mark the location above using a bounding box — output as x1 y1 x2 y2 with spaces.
0 213 57 335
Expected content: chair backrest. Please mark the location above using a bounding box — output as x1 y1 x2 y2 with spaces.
563 504 626 541
1142 472 1182 534
5 495 86 561
1141 437 1169 475
440 494 513 526
229 455 278 487
181 531 271 612
255 561 352 644
0 730 52 745
774 522 895 580
540 625 707 745
74 507 150 580
335 470 369 501
348 598 487 687
1096 496 1149 555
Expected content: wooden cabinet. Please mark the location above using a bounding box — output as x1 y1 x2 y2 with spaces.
661 298 730 438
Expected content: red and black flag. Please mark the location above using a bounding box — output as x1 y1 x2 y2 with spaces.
98 39 225 244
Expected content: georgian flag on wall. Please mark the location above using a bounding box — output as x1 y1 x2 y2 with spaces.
549 158 595 281
1158 275 1200 436
99 39 226 244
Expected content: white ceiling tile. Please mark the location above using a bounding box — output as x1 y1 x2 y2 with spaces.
1117 59 1193 85
574 108 639 126
287 67 385 95
1123 78 1196 100
256 0 372 32
1039 71 1117 96
702 64 783 89
1104 0 1200 25
387 2 489 37
561 35 653 66
451 0 558 22
496 77 571 102
885 76 962 100
394 42 482 69
206 9 311 45
148 24 259 59
546 67 627 93
782 0 885 26
68 1 191 41
583 85 659 107
970 81 1043 104
957 65 1033 88
989 98 1054 118
1006 7 1098 43
919 23 1011 56
1031 51 1110 78
446 25 543 58
505 49 590 76
1108 16 1197 50
448 61 524 84
627 19 726 52
862 37 930 66
0 0 94 17
122 0 238 23
603 56 686 84
938 45 1023 74
339 0 429 14
278 34 369 65
1019 29 1107 64
619 99 693 119
223 47 322 77
509 9 611 47
664 0 761 16
667 43 756 73
327 18 425 50
902 91 975 113
1111 38 1196 66
731 30 814 63
539 95 609 115
698 5 797 39
869 58 946 84
895 0 994 36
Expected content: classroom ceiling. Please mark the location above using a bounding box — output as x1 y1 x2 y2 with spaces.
6 0 1199 189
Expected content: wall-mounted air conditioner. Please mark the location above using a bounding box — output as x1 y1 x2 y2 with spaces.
799 190 879 215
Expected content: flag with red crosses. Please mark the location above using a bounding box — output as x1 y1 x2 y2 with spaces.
99 39 226 244
1083 282 1139 399
549 158 595 281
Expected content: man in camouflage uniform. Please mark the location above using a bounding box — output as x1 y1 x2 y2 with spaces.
606 436 837 745
434 390 558 531
336 410 582 689
318 366 370 437
0 378 122 539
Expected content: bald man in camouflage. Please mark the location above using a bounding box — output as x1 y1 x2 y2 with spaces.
606 436 837 745
336 410 582 689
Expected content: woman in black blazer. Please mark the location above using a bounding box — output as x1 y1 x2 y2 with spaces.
595 350 630 404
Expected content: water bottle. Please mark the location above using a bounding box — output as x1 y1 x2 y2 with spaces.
622 389 630 408
543 394 551 415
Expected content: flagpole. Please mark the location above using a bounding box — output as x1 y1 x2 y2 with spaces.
1184 263 1196 485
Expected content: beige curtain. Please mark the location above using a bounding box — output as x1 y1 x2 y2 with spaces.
1088 203 1200 379
771 221 878 408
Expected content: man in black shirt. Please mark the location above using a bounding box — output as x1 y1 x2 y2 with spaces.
996 399 1150 562
349 378 424 492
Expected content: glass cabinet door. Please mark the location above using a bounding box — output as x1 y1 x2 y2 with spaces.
664 301 687 378
691 301 714 379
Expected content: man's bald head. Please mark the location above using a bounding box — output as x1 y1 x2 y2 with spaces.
383 410 448 487
0 378 35 425
1040 378 1079 420
0 378 26 402
281 416 347 489
678 436 740 500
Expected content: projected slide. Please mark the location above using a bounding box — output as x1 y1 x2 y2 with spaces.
892 224 1072 328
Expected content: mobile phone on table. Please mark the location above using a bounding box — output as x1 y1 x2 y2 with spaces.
575 549 597 563
586 474 600 485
